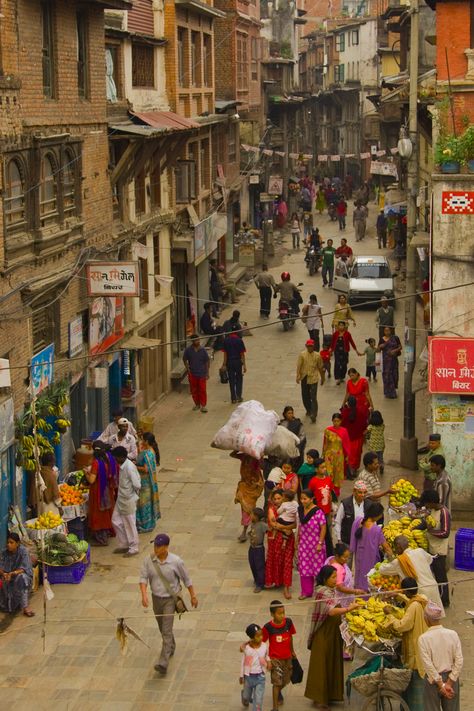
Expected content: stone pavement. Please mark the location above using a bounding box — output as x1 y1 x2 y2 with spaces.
1 204 473 711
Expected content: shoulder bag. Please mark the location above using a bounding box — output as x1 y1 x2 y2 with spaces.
152 558 188 618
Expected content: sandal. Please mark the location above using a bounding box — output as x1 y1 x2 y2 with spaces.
23 609 35 617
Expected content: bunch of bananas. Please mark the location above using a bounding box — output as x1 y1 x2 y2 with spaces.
389 478 419 508
383 517 428 550
346 597 405 642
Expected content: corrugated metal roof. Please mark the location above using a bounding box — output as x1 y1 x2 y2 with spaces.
132 111 200 130
127 0 154 35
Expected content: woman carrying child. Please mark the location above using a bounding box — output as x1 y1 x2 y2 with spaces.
265 488 296 600
297 489 327 599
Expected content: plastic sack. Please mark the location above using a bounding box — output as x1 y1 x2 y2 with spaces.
212 400 279 459
265 426 300 458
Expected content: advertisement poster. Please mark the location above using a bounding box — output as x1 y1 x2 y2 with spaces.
30 343 54 396
89 297 124 356
68 315 84 357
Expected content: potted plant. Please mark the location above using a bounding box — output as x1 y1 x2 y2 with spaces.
459 125 474 172
434 134 462 173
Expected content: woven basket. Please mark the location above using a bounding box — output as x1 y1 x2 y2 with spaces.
351 667 412 697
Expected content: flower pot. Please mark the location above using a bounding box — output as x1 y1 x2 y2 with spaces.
440 161 460 174
467 159 474 173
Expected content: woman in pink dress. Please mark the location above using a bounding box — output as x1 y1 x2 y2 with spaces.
296 489 327 599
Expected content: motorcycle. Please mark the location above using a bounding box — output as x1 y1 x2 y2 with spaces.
305 245 322 276
278 299 296 331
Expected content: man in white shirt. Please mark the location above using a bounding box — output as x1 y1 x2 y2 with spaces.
100 409 137 440
111 446 141 556
334 481 370 545
418 601 463 710
379 535 444 611
107 418 138 460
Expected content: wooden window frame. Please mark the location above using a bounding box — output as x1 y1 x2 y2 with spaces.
76 10 90 99
138 255 149 305
134 170 146 216
40 152 59 227
4 157 27 234
251 37 259 81
177 27 188 88
203 34 212 88
236 32 248 91
335 33 345 52
153 233 160 295
175 160 197 203
132 43 155 88
41 1 55 99
32 297 59 353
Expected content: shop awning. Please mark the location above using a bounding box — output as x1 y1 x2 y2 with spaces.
131 111 200 131
121 335 162 350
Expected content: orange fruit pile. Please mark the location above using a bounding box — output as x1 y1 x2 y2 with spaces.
60 484 85 506
369 572 400 591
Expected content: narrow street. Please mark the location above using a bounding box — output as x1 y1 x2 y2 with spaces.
0 206 472 710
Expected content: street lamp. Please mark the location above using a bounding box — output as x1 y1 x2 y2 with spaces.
397 126 413 160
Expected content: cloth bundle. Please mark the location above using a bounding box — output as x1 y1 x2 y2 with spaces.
212 400 279 459
264 426 300 459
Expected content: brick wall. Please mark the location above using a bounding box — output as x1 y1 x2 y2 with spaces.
436 2 470 81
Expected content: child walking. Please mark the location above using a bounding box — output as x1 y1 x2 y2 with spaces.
240 623 270 711
362 337 377 382
248 508 267 593
308 458 336 556
365 411 385 474
320 334 332 379
262 600 296 711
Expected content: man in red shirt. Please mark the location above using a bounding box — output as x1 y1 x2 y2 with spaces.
262 600 296 710
335 237 353 261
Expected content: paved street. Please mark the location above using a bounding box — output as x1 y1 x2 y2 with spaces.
1 205 472 710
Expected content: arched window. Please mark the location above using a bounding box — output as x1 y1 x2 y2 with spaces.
40 153 57 223
4 159 26 231
63 149 77 215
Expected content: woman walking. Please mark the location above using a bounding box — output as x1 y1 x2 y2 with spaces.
297 489 327 599
350 502 392 591
231 451 264 542
378 326 402 398
315 186 327 214
330 322 360 384
339 396 369 477
85 440 118 546
136 432 161 533
332 294 356 331
265 489 296 599
322 412 350 492
290 212 301 249
279 405 306 471
0 532 35 617
305 565 358 708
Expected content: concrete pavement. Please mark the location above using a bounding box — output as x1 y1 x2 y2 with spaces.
1 203 472 710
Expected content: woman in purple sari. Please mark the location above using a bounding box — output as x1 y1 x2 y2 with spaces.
350 502 392 591
378 326 402 398
297 489 327 599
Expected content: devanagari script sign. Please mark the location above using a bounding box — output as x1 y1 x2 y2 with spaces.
86 262 139 297
428 337 474 394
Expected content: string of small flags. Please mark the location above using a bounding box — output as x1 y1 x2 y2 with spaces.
241 144 400 161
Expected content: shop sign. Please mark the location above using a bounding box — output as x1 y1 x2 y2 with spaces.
68 315 84 357
369 161 398 179
30 343 54 396
249 174 260 185
86 261 139 297
268 176 283 194
0 359 11 388
89 297 124 356
428 337 474 394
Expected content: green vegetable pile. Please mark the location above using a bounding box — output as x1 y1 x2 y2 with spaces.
36 532 89 566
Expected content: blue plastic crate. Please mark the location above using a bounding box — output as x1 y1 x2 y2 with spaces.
454 528 474 571
44 547 90 584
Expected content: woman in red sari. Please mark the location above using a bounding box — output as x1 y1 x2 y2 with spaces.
265 488 296 599
343 367 373 413
322 413 351 495
84 441 118 545
340 395 369 478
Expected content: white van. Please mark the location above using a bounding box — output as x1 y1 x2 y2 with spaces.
333 256 395 306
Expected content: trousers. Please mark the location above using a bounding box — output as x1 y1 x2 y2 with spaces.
300 574 315 597
307 328 320 351
111 507 139 553
321 264 334 286
248 546 265 588
242 673 266 711
259 286 272 316
301 377 318 419
431 555 450 606
423 673 460 711
152 595 176 669
227 360 243 401
188 373 207 406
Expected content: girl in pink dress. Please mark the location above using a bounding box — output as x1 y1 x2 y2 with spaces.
297 489 327 599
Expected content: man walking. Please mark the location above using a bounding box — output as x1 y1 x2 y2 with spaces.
353 201 368 242
254 264 276 318
375 295 395 340
111 446 141 557
376 209 388 248
222 326 247 403
296 339 325 423
183 334 210 413
302 294 324 350
418 602 463 711
139 533 198 675
321 238 336 288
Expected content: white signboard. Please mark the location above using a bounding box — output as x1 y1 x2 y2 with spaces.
370 161 399 179
268 176 283 194
86 261 139 297
68 315 84 357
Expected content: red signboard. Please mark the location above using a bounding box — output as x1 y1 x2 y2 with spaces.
441 191 474 214
428 337 474 394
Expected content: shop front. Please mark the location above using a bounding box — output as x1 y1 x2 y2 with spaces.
0 398 16 549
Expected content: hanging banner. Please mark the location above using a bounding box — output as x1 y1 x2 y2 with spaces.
30 344 55 396
428 337 474 394
289 153 299 159
370 161 399 178
376 150 387 157
274 151 286 157
330 155 341 162
317 155 328 161
262 149 273 156
303 154 313 160
89 297 124 356
86 262 139 297
345 154 355 158
360 152 371 159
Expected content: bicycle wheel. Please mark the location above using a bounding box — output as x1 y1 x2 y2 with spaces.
361 689 410 711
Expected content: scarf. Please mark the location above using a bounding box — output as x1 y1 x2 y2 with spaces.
308 586 336 647
397 552 418 581
326 425 351 457
298 504 320 525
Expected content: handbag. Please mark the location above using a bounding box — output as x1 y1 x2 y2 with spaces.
152 558 188 618
291 656 304 684
219 366 229 384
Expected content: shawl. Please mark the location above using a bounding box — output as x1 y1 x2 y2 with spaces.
398 552 418 581
325 425 351 457
309 585 337 637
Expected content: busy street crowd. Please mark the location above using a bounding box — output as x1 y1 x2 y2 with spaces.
0 180 464 711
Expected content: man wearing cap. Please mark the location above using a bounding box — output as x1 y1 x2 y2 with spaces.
111 446 141 557
182 334 210 413
334 481 371 546
418 434 445 488
139 534 198 675
107 418 137 460
100 409 137 441
296 339 325 423
418 602 463 710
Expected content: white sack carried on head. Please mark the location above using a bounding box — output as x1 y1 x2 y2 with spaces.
212 400 279 459
265 426 300 459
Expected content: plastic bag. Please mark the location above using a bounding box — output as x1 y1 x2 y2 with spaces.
265 426 300 458
212 400 279 459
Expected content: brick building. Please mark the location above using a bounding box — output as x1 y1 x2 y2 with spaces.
0 0 130 540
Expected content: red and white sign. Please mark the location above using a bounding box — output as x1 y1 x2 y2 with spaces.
86 261 139 296
428 337 474 394
441 191 474 214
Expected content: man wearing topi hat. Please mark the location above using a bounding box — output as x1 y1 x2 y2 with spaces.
418 601 463 710
139 534 198 675
296 339 325 423
334 481 371 546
